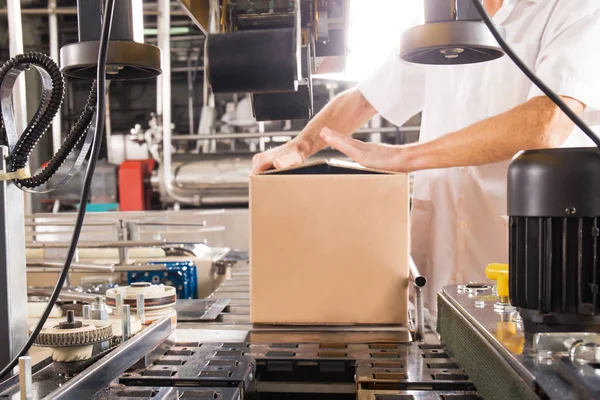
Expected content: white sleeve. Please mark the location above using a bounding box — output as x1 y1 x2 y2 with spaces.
357 48 426 127
528 2 600 126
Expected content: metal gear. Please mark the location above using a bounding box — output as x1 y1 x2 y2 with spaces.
33 319 112 348
105 283 177 310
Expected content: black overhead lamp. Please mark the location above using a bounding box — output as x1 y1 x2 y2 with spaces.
400 0 505 65
60 0 162 80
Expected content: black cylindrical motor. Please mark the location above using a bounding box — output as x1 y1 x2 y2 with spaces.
508 148 600 331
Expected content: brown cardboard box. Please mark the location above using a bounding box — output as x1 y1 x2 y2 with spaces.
250 160 410 325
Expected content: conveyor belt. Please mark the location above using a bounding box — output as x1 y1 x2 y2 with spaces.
2 264 480 399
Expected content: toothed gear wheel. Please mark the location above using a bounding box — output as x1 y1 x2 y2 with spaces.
33 320 112 348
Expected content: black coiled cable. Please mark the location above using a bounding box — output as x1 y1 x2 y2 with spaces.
0 52 98 189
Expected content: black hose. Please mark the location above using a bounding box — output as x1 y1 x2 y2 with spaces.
0 0 116 381
471 0 600 147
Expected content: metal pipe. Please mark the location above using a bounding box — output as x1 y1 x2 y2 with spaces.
171 126 420 141
27 263 168 273
187 56 194 136
25 221 116 227
18 356 32 400
172 66 205 73
113 264 168 272
27 289 98 303
159 0 199 205
26 239 167 248
26 262 115 273
0 8 187 16
49 0 62 155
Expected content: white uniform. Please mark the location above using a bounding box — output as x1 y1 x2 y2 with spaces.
357 0 600 311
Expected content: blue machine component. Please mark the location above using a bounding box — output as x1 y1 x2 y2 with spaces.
128 261 198 299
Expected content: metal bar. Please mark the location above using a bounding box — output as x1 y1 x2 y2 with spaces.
136 293 145 323
48 317 174 400
172 66 205 73
26 262 115 273
187 56 194 136
0 8 187 16
27 289 98 303
25 221 116 227
122 304 131 341
18 356 32 400
49 0 62 154
7 0 27 138
26 240 167 248
0 146 28 372
27 264 167 273
171 126 420 141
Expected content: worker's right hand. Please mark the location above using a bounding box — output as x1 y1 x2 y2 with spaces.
251 140 306 174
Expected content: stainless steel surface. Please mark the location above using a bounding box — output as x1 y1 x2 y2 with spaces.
121 304 131 342
439 285 589 400
0 146 28 369
18 356 32 400
174 298 230 321
48 316 174 399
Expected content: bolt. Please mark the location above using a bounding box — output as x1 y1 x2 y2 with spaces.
66 310 74 323
566 207 577 215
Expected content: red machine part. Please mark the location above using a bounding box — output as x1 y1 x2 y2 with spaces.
119 159 155 211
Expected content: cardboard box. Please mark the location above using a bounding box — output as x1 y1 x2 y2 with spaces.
250 160 410 325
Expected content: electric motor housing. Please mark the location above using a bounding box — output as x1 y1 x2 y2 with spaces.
508 148 600 331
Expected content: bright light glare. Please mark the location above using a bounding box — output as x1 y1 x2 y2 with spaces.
322 0 423 82
132 0 145 43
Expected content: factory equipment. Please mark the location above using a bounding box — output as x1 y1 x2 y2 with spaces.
1 0 599 398
180 0 350 121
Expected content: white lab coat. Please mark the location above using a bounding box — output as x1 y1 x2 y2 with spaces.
357 0 600 311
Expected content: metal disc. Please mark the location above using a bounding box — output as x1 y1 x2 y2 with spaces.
60 41 162 80
399 21 505 65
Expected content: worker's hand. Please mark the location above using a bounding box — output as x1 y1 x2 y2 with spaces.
320 127 408 172
251 140 306 174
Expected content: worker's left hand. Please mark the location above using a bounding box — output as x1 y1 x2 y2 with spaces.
320 127 408 172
